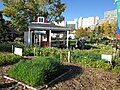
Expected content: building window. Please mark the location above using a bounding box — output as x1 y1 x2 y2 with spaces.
38 17 44 23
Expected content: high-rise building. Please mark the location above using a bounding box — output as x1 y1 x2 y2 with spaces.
54 16 100 29
66 19 78 30
104 10 117 22
98 10 117 25
78 16 100 28
54 16 100 39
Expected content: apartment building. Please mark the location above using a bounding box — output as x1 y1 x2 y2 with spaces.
104 10 117 22
78 16 99 28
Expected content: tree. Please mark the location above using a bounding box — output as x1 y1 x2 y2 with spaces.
1 0 66 31
0 12 5 42
102 20 117 39
111 20 117 38
102 21 111 37
76 27 88 39
0 12 17 42
76 27 84 38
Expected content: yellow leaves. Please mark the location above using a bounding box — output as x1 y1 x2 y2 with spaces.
111 20 117 36
76 27 84 38
102 21 111 36
3 6 16 17
102 20 117 38
33 0 49 5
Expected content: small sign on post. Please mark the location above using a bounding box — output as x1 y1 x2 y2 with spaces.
14 47 22 56
101 54 112 63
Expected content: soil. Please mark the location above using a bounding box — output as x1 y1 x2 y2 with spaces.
0 63 120 90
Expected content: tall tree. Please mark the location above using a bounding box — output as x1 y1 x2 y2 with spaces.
76 27 84 38
102 21 111 37
1 0 66 31
76 27 88 38
0 12 5 42
111 20 117 38
0 13 17 42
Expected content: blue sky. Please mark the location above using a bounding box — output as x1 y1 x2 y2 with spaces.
61 0 116 20
0 0 116 21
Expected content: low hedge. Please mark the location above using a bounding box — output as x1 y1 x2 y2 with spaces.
70 50 101 62
71 58 111 71
23 45 36 56
8 57 64 87
0 53 22 66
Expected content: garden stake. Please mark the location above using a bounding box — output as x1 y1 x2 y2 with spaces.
68 51 71 63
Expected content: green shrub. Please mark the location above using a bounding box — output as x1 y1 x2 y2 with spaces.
91 60 111 71
71 50 101 62
112 58 120 66
0 53 22 66
23 45 35 56
39 48 60 58
69 40 76 46
8 57 64 87
0 43 12 52
112 66 120 74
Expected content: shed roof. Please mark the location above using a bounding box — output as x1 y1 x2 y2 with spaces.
29 22 70 31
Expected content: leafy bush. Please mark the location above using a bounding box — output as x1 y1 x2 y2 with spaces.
70 50 101 62
77 59 111 71
112 66 120 74
0 43 12 52
0 53 22 66
8 57 64 87
91 60 111 71
39 48 60 58
112 58 120 66
69 40 76 46
23 45 36 56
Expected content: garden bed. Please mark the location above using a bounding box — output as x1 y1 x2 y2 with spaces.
0 63 120 90
0 64 71 90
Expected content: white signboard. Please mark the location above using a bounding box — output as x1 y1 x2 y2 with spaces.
101 54 112 63
14 47 22 56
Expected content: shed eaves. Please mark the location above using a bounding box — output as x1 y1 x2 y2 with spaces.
29 23 70 31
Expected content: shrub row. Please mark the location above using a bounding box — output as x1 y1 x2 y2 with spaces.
23 45 116 72
0 53 22 66
72 58 111 71
23 46 102 61
8 57 64 87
